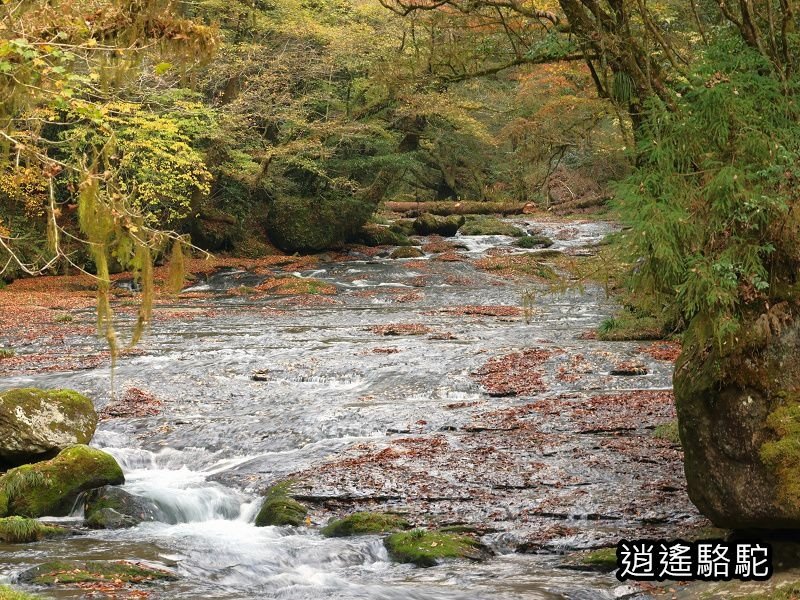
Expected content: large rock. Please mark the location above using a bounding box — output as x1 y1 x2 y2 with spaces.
674 309 800 528
84 486 161 529
0 445 124 518
412 213 465 237
266 194 373 253
0 388 97 469
255 482 307 527
352 223 417 247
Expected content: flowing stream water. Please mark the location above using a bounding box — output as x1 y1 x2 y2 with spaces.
0 218 692 599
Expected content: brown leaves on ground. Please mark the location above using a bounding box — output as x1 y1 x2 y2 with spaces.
276 295 342 307
474 254 556 280
255 277 337 295
611 361 648 376
639 341 682 362
537 390 675 434
432 251 465 262
422 240 460 253
473 349 552 396
369 324 432 336
99 387 163 420
439 305 523 317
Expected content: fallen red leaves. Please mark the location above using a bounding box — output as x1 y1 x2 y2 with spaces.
473 349 552 396
369 324 432 336
639 341 682 362
440 305 523 317
99 387 163 420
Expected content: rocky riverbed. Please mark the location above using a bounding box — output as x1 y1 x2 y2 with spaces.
0 215 718 599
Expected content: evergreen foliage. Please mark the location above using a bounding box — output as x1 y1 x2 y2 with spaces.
616 35 800 348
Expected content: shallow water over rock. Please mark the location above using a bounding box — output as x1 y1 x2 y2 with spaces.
0 218 701 599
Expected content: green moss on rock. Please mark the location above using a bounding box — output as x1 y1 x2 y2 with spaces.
390 247 424 259
412 214 465 237
389 220 415 236
321 512 410 537
83 485 160 529
0 388 98 468
0 516 68 543
355 224 417 247
458 216 523 237
255 482 307 527
267 194 373 253
0 445 124 518
515 234 554 249
580 547 618 570
19 560 176 586
0 585 41 600
653 421 681 445
739 582 800 600
384 529 489 567
761 400 800 506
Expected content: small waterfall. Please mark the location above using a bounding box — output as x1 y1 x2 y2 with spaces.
98 445 257 524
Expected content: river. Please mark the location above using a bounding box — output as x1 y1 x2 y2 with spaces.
0 217 702 599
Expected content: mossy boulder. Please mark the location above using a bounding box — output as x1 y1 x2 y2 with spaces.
390 247 424 259
578 547 618 571
18 560 176 586
0 445 124 518
412 214 465 237
84 486 161 529
354 223 417 247
266 194 373 253
653 420 681 445
674 315 800 528
0 388 97 469
254 482 307 527
515 234 554 249
389 220 415 236
321 512 410 537
0 516 68 543
384 529 490 567
187 207 241 252
458 216 523 237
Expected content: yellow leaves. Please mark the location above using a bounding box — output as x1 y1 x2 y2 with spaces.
0 166 49 217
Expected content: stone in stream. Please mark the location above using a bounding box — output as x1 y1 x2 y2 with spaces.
383 529 491 567
0 445 124 518
0 388 97 469
515 234 554 249
610 362 648 376
389 246 424 259
321 512 410 537
458 216 524 237
412 213 465 237
18 560 177 587
675 315 800 529
84 486 162 529
254 482 308 527
354 223 418 247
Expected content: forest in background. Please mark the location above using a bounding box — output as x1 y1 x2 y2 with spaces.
0 0 624 273
4 0 800 539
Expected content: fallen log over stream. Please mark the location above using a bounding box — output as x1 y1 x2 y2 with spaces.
383 201 531 216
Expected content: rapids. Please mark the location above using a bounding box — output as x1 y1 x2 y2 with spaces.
0 218 689 599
